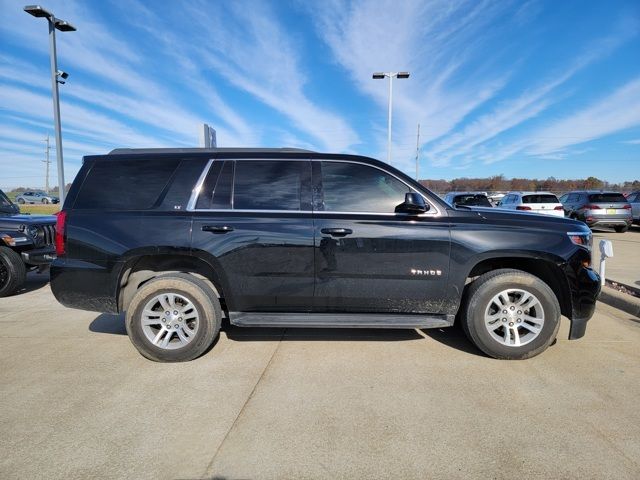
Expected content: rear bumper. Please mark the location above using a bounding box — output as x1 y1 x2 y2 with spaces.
585 216 632 228
21 246 56 266
562 252 600 340
50 258 120 313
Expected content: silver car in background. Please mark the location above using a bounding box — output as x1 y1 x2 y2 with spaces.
15 191 59 204
626 191 640 225
559 190 632 232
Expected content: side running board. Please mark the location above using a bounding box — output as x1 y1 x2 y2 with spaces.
229 312 454 329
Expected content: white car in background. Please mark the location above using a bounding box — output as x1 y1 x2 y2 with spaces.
497 192 565 217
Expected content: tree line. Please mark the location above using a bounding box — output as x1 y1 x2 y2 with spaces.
419 176 640 195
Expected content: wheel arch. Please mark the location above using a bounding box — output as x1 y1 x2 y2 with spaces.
465 256 573 320
116 252 229 314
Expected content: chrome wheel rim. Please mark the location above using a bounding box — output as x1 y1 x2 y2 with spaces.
484 289 545 347
141 293 200 350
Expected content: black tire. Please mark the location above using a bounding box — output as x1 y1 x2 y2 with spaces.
125 273 221 362
461 269 560 360
0 246 27 298
17 198 25 204
614 225 629 233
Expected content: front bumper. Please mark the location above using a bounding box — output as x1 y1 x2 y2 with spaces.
562 250 601 339
21 246 56 266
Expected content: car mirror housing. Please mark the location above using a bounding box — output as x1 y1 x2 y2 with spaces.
395 192 428 214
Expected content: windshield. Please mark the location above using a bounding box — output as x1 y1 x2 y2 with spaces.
588 193 627 203
522 194 559 204
454 194 492 207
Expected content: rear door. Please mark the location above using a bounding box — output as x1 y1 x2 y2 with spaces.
191 158 315 312
312 159 450 314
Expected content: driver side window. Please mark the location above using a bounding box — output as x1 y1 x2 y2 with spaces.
318 161 412 213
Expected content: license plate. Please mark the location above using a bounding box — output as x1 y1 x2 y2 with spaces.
607 209 616 214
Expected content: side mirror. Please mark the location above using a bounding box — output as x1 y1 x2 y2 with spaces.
395 192 429 214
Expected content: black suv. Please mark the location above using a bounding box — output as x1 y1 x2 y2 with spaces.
51 148 600 362
0 189 56 297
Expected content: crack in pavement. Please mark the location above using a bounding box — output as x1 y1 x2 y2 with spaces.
201 328 286 479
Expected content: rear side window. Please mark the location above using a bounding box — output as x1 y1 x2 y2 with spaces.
75 159 179 210
522 194 560 204
234 160 311 211
196 160 234 210
588 193 627 203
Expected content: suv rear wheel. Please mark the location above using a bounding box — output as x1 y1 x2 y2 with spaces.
126 273 222 362
0 246 26 297
461 269 560 359
614 225 629 233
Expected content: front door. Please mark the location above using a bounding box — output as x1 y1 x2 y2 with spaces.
191 158 315 312
312 160 451 314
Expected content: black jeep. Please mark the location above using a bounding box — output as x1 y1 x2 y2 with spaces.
51 148 600 362
0 189 56 297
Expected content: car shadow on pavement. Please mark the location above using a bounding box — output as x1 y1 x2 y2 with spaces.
89 313 127 335
12 272 50 296
88 315 486 356
419 325 487 357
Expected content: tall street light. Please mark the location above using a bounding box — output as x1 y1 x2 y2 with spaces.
24 5 76 206
372 72 409 166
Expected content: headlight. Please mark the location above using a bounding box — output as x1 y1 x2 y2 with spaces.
567 231 592 250
27 225 39 238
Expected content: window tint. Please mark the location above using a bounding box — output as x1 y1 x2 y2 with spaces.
453 194 492 207
522 194 560 204
588 193 627 203
566 194 578 202
319 161 411 213
75 159 179 210
196 160 233 210
233 160 311 211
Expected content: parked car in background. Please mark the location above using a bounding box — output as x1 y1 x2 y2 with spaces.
496 192 564 217
559 191 632 232
622 191 640 225
0 189 56 297
443 191 492 208
15 191 59 204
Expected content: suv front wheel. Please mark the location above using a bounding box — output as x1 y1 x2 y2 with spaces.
461 269 560 360
126 273 222 362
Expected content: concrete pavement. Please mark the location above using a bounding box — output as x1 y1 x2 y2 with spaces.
1 275 639 479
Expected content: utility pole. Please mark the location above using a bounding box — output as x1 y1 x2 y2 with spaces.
43 134 51 193
415 123 420 181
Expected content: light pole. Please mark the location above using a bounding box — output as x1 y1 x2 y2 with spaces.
373 71 409 166
24 5 76 206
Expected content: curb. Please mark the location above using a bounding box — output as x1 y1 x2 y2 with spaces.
598 286 640 318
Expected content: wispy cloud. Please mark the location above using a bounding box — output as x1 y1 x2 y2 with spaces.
308 0 512 168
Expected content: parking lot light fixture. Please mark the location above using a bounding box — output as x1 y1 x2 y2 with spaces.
372 71 410 165
23 4 76 205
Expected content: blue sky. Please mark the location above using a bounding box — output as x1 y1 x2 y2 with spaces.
1 0 639 190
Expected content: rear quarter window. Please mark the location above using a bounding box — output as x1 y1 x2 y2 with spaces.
74 159 180 210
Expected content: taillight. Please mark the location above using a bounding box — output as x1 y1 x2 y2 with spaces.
554 206 564 210
55 210 67 256
582 204 601 210
516 206 532 210
623 204 631 210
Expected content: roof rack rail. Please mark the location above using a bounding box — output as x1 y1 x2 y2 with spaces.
107 147 316 155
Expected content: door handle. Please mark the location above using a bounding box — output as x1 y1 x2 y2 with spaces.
202 225 234 234
321 227 353 237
